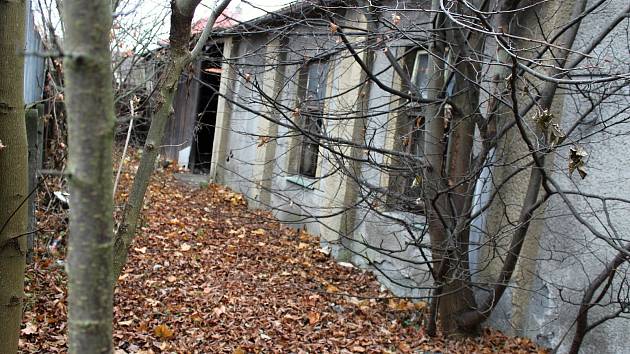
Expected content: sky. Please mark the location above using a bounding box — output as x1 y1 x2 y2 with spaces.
33 0 294 48
193 0 294 21
136 0 294 23
117 0 295 50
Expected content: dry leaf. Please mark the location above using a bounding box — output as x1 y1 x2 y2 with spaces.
153 324 174 339
414 301 428 311
257 136 271 147
569 145 588 179
392 14 401 25
307 311 320 325
325 283 339 293
213 305 227 317
251 228 265 236
398 342 411 353
21 323 37 335
180 243 191 251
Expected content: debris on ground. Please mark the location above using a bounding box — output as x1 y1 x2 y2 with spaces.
20 158 548 353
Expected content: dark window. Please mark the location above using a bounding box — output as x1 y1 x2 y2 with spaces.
389 48 456 213
410 51 430 99
388 49 430 213
296 61 328 178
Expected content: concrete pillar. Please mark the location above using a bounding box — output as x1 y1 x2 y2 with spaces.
210 37 240 183
318 10 372 260
251 39 287 208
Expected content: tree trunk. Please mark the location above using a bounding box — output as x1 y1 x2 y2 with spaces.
112 0 231 282
64 0 116 352
26 108 40 263
113 61 181 280
0 1 27 352
423 0 487 337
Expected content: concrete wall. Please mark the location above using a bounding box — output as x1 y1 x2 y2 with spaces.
209 1 630 352
518 1 630 351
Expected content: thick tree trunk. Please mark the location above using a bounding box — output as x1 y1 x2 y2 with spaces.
0 1 27 352
64 0 116 352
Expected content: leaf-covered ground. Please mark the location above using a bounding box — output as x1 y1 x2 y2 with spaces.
21 161 548 353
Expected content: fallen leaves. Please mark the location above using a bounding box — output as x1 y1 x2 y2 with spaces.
153 324 174 340
212 305 226 317
134 246 147 254
20 155 550 353
307 311 320 325
21 323 38 336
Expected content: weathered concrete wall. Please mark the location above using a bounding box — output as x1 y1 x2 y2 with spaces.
210 1 630 352
482 1 630 352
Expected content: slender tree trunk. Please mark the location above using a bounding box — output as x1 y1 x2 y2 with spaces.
113 61 181 280
112 3 193 281
0 1 27 352
424 0 487 336
112 0 231 282
64 0 116 352
422 2 451 335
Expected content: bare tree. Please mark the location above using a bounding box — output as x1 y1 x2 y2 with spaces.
31 0 233 285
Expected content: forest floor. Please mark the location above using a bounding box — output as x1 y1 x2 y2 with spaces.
20 156 548 353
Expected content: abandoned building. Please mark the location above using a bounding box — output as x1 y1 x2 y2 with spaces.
142 1 630 352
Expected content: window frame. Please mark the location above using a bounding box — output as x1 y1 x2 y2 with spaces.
385 47 431 214
289 59 330 179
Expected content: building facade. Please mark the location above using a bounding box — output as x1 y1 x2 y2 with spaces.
178 1 630 352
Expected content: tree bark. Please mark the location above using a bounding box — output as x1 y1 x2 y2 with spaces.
64 0 116 352
0 0 27 352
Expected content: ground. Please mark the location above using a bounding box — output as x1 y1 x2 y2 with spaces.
20 158 548 353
